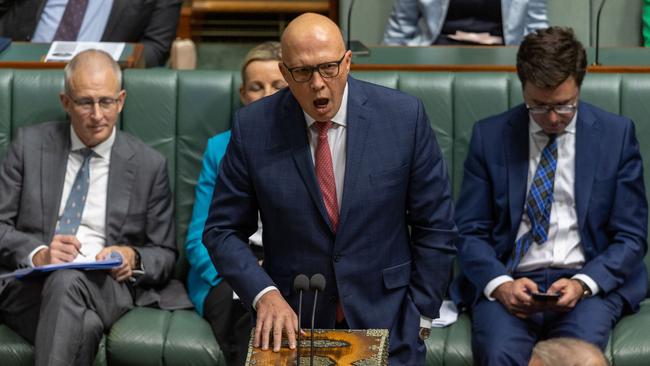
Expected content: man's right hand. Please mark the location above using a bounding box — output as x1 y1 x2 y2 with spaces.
32 235 82 266
254 290 298 352
491 278 539 318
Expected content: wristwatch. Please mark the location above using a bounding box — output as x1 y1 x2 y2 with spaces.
574 278 592 299
419 327 431 341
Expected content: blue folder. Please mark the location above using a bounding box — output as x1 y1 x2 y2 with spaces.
0 252 122 280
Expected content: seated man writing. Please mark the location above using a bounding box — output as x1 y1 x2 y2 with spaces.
0 49 179 366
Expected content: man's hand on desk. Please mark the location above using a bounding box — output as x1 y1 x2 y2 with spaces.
255 289 300 352
96 246 138 282
33 235 82 266
492 278 540 319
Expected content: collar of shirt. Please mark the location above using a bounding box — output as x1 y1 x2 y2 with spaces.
69 125 116 159
303 82 349 129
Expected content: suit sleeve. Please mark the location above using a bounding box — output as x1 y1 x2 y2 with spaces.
454 123 511 294
141 0 181 67
202 115 274 310
184 135 229 289
0 128 48 269
134 156 176 286
580 120 648 294
407 99 458 319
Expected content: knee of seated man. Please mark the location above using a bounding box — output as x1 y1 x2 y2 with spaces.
42 269 92 299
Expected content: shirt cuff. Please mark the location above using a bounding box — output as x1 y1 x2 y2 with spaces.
27 245 49 267
420 315 432 329
484 275 514 300
572 274 599 296
253 286 279 310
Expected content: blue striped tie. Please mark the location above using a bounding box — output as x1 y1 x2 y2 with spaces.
56 148 93 235
507 134 557 272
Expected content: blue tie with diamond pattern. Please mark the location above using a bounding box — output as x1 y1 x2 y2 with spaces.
507 134 558 272
56 148 93 235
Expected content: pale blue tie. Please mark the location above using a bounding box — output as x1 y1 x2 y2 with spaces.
56 148 93 235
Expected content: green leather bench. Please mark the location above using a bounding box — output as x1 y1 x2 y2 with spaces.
0 69 649 365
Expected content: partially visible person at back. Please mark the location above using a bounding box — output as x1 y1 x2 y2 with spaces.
185 41 286 366
0 0 181 67
529 338 609 366
383 0 547 46
0 49 181 365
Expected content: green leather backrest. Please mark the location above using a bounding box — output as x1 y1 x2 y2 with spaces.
1 69 649 292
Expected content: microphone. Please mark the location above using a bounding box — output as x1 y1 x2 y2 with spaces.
309 274 326 366
293 274 310 366
594 0 607 66
346 0 370 55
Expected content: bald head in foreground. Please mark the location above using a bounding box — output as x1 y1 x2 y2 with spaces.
203 13 457 364
529 338 609 366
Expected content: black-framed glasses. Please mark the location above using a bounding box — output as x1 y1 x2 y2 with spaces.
283 54 346 83
70 96 121 113
526 103 577 115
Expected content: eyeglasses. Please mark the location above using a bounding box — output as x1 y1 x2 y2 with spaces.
69 96 121 113
526 103 577 115
283 54 346 83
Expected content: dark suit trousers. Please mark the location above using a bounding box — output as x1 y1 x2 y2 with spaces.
471 268 624 366
0 269 133 366
204 280 252 366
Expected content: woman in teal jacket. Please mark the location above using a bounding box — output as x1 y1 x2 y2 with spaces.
184 41 287 366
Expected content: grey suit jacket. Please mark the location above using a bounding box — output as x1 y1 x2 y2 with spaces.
0 0 182 67
0 121 186 308
383 0 548 46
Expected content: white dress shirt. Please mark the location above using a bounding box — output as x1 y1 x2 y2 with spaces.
28 126 115 265
485 112 599 299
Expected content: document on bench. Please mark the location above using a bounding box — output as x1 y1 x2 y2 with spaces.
0 252 122 280
45 41 125 62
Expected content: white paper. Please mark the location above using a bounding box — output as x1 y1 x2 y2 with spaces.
45 41 125 62
431 300 459 328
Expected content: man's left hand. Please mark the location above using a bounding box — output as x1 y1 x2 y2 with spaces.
546 278 584 312
96 246 138 282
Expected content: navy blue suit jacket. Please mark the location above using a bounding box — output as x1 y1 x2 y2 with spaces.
451 102 648 312
203 77 457 363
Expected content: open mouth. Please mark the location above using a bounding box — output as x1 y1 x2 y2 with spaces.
313 98 329 110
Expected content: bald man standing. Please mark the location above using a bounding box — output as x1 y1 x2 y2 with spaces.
203 13 457 364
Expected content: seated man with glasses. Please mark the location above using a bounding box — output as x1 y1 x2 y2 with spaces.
202 12 457 365
0 49 182 366
450 26 647 365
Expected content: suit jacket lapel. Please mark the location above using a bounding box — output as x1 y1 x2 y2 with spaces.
505 106 530 237
42 123 70 240
105 131 136 245
282 94 332 229
101 0 127 40
337 78 369 236
574 104 600 229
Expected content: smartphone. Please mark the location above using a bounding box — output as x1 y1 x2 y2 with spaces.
531 292 561 302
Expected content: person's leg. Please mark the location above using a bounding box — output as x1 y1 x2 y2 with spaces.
231 302 253 366
546 292 624 349
203 280 240 366
35 269 133 366
472 297 540 366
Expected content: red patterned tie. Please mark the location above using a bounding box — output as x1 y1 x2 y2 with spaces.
53 0 90 41
315 121 339 233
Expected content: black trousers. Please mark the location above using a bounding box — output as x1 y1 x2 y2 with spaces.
204 280 253 366
0 269 133 366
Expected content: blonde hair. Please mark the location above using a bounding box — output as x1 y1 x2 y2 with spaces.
240 41 282 83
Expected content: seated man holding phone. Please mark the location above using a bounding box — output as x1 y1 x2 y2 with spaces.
451 26 648 365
